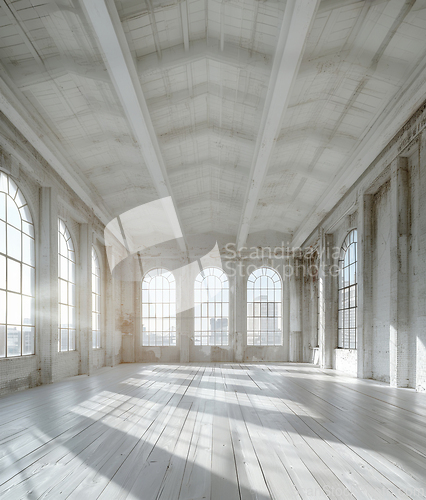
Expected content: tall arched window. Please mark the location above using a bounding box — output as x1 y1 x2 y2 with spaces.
338 229 357 349
0 172 35 357
194 267 229 346
58 219 76 351
92 247 101 349
141 268 176 346
247 267 282 346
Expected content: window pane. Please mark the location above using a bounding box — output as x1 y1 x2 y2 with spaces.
7 292 21 325
60 279 68 303
0 220 5 254
0 192 5 221
0 291 5 323
22 265 35 297
61 304 68 328
69 306 76 328
7 258 21 293
0 254 6 289
7 225 21 261
0 324 5 357
61 329 68 351
22 234 34 266
22 296 34 326
7 325 21 356
69 283 75 306
7 196 21 229
22 327 34 355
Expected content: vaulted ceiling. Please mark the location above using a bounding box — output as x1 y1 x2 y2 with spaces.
1 0 426 248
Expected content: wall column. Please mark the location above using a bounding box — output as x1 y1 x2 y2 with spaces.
289 257 302 362
357 193 373 379
178 270 192 363
417 133 426 391
104 246 116 367
38 187 58 384
79 223 92 375
318 230 335 369
389 157 410 387
233 262 245 362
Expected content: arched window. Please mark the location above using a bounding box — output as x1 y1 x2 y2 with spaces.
92 247 101 349
141 268 176 346
0 172 35 357
58 219 76 351
338 229 357 349
194 267 229 346
247 267 282 346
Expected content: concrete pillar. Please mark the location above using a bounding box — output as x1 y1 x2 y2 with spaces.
233 262 245 362
357 193 373 379
318 230 335 369
389 157 410 388
120 277 137 363
416 132 426 391
178 270 192 363
289 257 302 362
103 246 116 367
38 187 58 384
79 224 92 375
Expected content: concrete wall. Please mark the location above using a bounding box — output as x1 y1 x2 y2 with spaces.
0 116 119 396
371 182 391 383
304 100 426 390
121 245 293 364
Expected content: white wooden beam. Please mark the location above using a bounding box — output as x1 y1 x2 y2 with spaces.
180 0 190 52
292 54 426 247
236 0 320 250
81 0 187 253
0 68 111 226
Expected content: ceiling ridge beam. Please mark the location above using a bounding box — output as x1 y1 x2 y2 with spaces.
236 0 321 250
137 39 272 77
81 0 187 254
0 66 112 225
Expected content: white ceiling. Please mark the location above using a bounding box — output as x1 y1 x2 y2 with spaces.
1 0 426 248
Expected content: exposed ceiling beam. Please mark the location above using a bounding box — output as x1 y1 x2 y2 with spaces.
137 39 272 78
0 68 112 225
81 0 187 253
180 0 190 51
6 57 110 90
235 0 321 250
292 52 426 247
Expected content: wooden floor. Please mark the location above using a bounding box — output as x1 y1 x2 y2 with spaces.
1 364 426 499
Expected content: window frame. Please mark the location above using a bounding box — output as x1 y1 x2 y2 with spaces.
247 266 282 346
58 219 76 352
141 268 177 347
0 172 36 358
194 267 229 346
337 229 358 350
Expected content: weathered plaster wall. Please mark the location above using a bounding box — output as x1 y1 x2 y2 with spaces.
0 116 118 396
371 182 392 383
302 100 426 391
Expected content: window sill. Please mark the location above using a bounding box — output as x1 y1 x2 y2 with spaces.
0 354 37 361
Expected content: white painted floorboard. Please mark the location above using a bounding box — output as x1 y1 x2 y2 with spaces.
1 363 426 499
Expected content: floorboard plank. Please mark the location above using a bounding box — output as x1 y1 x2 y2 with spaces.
1 363 426 499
